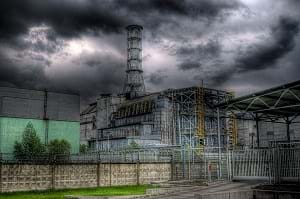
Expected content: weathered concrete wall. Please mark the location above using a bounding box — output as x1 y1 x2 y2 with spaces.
0 163 171 192
1 164 53 192
54 164 98 189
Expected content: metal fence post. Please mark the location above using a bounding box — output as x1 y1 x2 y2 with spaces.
226 150 230 181
204 149 207 181
136 152 140 185
97 162 101 187
217 108 222 180
136 161 140 185
232 150 235 180
51 163 55 190
109 160 112 186
182 148 185 179
0 154 2 193
171 150 174 181
273 147 279 184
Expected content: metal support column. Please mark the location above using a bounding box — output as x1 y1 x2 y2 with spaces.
43 89 49 145
217 108 222 179
255 114 260 148
286 118 291 143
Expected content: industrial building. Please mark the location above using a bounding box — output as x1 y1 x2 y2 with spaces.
80 102 97 147
82 24 300 151
0 87 80 154
225 81 300 149
80 25 236 151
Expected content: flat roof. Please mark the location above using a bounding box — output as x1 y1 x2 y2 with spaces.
0 85 79 96
216 80 300 118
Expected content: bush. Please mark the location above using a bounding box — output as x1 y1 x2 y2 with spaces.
47 139 71 155
47 139 71 161
128 140 140 149
80 144 88 154
14 122 46 161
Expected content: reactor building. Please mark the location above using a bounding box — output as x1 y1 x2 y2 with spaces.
80 25 235 151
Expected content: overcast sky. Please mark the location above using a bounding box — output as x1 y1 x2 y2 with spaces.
1 0 300 108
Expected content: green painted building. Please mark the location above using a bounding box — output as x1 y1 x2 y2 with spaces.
0 87 80 154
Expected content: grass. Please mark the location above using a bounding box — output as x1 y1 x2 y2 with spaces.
0 185 155 199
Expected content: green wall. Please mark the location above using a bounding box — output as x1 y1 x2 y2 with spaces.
0 117 80 154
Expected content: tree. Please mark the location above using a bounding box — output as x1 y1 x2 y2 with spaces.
47 139 71 155
128 140 140 149
14 122 46 160
80 144 88 154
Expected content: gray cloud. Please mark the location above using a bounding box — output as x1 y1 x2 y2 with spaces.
0 0 242 104
0 0 128 43
55 52 125 100
0 0 300 107
116 0 242 19
197 16 300 87
0 52 48 89
147 71 168 85
177 39 222 70
235 16 299 73
0 0 242 45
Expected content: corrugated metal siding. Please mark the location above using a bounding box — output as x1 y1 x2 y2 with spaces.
0 87 79 121
0 117 79 154
47 92 79 121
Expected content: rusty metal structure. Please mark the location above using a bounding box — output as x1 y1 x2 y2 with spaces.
196 84 205 149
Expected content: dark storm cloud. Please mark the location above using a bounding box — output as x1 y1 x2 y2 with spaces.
206 16 300 87
2 0 299 107
0 0 128 43
0 53 48 89
178 61 202 70
0 50 124 104
0 0 243 104
209 68 235 87
57 52 125 97
0 0 242 45
177 39 222 70
235 16 300 72
116 0 241 19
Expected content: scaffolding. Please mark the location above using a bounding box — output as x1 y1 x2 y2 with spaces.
165 87 231 149
228 113 238 148
196 85 205 149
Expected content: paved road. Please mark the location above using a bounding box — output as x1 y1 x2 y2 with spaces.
149 181 259 199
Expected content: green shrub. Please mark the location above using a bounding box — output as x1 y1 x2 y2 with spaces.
47 139 71 155
13 122 46 160
80 144 88 154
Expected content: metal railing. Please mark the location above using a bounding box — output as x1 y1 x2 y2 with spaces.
231 146 300 184
231 149 273 181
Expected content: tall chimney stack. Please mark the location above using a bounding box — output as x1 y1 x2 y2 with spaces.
123 25 145 99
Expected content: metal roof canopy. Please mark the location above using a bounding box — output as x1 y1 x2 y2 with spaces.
215 80 300 146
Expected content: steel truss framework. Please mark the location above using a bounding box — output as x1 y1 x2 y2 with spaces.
164 87 233 148
216 80 300 147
